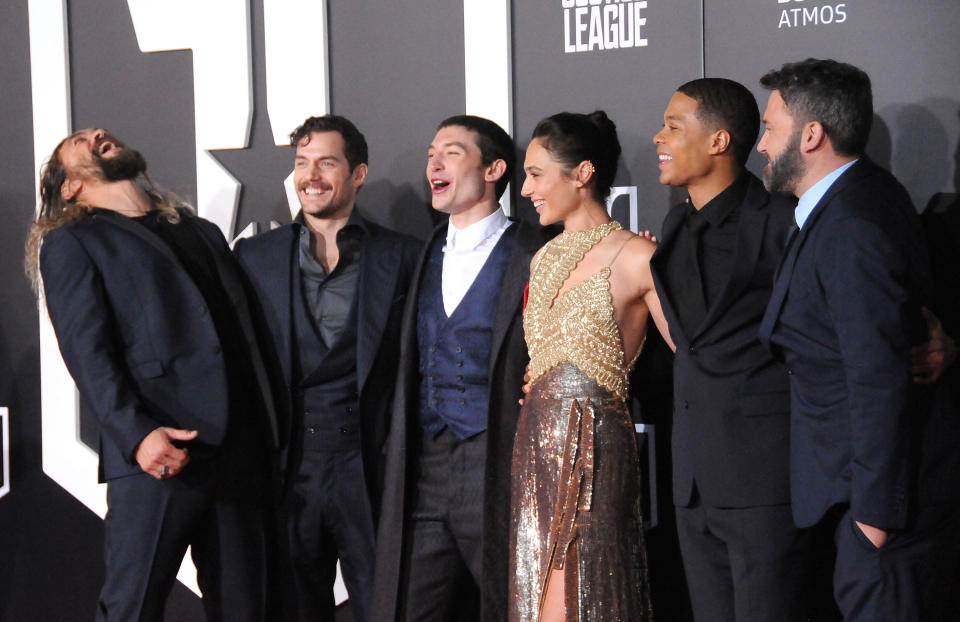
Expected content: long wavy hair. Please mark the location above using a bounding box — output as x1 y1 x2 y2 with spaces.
24 136 183 294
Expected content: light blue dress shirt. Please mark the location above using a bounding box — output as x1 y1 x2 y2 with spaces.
795 159 858 229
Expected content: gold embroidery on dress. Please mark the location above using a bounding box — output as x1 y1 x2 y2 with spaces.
524 221 634 401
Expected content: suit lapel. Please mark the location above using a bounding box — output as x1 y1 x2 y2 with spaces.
356 224 402 393
763 159 870 337
695 190 768 338
649 205 690 348
270 229 299 390
490 221 539 375
93 209 182 267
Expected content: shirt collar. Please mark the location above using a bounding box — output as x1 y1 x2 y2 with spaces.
692 172 749 227
795 159 857 229
294 207 368 235
444 207 508 253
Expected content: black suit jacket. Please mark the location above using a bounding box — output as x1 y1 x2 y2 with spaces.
650 173 796 508
40 209 280 482
759 157 957 530
372 218 548 622
234 214 420 511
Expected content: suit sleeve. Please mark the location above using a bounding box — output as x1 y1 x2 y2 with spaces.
819 216 913 529
40 228 158 464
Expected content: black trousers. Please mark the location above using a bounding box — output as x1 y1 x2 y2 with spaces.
286 448 376 622
675 490 815 622
97 463 268 622
832 504 960 622
398 429 486 622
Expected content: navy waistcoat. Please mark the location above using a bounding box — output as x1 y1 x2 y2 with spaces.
417 223 517 439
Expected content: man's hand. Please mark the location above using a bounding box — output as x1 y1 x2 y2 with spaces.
855 520 888 549
518 365 532 406
911 307 957 384
135 427 198 480
638 229 658 244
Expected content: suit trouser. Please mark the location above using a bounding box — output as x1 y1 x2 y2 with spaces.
675 489 815 622
286 447 376 622
398 429 486 622
98 464 268 622
832 504 960 622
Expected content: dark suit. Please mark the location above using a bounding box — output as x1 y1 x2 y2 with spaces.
650 173 814 621
39 209 280 622
759 158 960 620
372 219 547 622
234 213 420 621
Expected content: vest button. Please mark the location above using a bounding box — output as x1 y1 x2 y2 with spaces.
429 345 437 353
456 361 463 367
456 346 462 353
459 399 466 405
456 375 463 382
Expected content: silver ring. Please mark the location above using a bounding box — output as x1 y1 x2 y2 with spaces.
160 465 169 478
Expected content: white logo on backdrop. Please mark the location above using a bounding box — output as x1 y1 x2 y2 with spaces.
563 0 648 53
29 0 514 601
607 186 640 233
777 0 848 29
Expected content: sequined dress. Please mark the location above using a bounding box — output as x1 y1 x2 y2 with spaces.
509 222 651 622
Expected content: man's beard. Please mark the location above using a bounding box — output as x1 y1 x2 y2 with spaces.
97 146 147 181
763 129 803 195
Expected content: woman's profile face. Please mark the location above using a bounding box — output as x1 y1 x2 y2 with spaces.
521 138 580 226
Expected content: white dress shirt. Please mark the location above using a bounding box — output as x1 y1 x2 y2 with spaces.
441 207 511 316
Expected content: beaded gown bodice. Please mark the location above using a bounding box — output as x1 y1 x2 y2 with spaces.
524 221 636 401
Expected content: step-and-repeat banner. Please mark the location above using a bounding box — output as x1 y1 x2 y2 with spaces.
1 1 957 619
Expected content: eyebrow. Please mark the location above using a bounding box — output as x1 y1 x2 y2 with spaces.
430 141 468 151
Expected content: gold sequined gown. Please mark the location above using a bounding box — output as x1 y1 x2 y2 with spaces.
509 222 651 622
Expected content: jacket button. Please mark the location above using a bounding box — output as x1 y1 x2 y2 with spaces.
346 407 354 414
787 369 794 376
306 427 316 434
339 427 348 435
689 347 697 356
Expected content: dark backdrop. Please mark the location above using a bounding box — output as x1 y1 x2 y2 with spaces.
2 1 958 620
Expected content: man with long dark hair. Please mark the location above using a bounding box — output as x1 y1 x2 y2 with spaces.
28 128 280 621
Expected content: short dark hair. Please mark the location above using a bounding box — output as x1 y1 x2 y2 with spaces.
677 77 760 166
290 115 368 171
531 110 621 203
437 115 515 199
760 58 872 157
